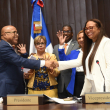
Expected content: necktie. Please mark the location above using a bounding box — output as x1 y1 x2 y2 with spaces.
64 43 68 54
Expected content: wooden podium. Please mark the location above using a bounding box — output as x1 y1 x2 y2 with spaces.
82 92 110 104
3 94 49 105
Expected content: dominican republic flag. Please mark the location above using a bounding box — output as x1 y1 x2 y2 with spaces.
29 0 53 54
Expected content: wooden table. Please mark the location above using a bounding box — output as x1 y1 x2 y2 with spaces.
1 103 110 110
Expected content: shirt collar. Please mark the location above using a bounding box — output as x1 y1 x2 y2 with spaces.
64 39 72 45
6 41 12 47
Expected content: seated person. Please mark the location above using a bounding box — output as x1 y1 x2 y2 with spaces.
58 30 84 97
25 35 60 97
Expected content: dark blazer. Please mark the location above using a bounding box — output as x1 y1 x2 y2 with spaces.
53 40 79 93
0 40 40 97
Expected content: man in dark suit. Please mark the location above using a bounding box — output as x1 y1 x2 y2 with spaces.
53 25 79 98
0 25 54 97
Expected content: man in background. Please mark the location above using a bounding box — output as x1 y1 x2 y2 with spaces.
53 25 79 98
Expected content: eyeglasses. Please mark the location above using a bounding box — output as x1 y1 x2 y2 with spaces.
36 42 46 46
84 26 95 31
63 30 71 33
5 31 19 36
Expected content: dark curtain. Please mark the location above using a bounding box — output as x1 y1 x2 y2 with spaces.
0 0 110 53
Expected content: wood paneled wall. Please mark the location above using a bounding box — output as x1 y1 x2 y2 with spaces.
0 0 110 53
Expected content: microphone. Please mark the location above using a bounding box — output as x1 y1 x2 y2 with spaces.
96 60 105 92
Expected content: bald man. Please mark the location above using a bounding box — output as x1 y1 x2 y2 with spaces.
0 25 54 97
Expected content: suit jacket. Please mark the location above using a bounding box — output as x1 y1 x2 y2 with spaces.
27 53 60 88
0 40 40 97
58 36 110 94
53 40 79 93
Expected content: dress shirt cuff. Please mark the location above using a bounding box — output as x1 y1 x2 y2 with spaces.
58 61 60 70
59 45 64 49
40 60 45 67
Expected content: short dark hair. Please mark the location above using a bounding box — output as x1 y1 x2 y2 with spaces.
62 25 73 33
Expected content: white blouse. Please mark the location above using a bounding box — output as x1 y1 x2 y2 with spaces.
76 49 83 72
85 43 95 80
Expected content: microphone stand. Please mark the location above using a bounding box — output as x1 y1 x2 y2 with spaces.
96 60 105 92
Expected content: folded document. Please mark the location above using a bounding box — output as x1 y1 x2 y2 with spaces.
44 95 76 104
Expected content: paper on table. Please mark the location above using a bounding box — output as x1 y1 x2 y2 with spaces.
23 55 36 73
51 98 76 104
44 94 76 104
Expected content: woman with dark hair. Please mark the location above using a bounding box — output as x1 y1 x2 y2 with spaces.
57 19 110 95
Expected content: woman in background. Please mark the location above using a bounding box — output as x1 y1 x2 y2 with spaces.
74 30 84 97
25 36 60 97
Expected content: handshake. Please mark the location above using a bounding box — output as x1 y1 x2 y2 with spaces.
45 60 59 69
24 61 59 79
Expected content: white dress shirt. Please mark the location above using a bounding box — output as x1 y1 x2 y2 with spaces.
59 39 72 50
